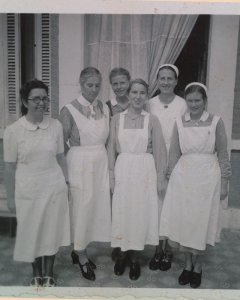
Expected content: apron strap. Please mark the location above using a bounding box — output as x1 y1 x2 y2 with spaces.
211 115 220 131
65 103 87 137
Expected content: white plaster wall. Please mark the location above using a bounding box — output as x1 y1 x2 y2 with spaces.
207 15 239 145
207 15 240 229
58 14 84 110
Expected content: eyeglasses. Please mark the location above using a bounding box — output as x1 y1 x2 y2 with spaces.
28 96 50 104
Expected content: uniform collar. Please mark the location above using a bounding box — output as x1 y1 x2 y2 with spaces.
78 94 98 107
185 111 209 122
123 109 147 116
20 115 50 131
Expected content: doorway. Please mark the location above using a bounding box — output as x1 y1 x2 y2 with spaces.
175 15 210 97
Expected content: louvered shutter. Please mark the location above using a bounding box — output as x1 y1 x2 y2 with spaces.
35 14 51 115
41 14 51 113
6 13 20 125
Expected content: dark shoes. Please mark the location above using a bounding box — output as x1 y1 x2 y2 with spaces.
190 271 202 288
149 251 173 271
71 250 96 281
114 256 141 280
149 252 162 270
178 269 192 285
79 261 96 281
114 259 126 276
159 252 173 271
129 262 140 280
178 267 202 288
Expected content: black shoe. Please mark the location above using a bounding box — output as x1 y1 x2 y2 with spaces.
114 259 126 276
71 251 96 270
178 269 192 285
71 250 79 264
88 259 96 270
190 271 202 288
111 247 121 262
159 252 173 271
79 261 96 281
129 262 141 280
149 252 162 270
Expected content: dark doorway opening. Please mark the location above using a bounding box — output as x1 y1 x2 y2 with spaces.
175 15 210 97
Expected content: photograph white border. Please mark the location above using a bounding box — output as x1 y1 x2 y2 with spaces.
1 0 240 299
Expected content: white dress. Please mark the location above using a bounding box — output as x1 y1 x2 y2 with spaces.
159 115 221 251
3 116 70 262
111 112 159 251
65 103 111 250
149 95 187 153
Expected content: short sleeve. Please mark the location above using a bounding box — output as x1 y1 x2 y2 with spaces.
3 126 18 162
55 119 64 154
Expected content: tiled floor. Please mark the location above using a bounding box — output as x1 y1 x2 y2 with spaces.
0 227 240 289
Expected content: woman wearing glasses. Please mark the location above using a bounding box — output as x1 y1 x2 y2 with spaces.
4 79 70 287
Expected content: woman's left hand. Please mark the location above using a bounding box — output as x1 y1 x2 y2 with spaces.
220 180 228 200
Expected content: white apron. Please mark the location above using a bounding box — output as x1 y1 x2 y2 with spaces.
66 104 111 250
149 95 187 154
14 120 70 262
111 112 159 251
159 116 221 251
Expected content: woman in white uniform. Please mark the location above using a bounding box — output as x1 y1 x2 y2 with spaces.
148 64 187 271
107 67 131 263
59 67 111 281
4 79 70 287
159 82 231 288
108 79 167 280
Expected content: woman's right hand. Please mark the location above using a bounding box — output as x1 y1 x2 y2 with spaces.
220 179 228 201
7 198 16 214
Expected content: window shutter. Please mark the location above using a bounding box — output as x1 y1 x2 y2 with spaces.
6 13 20 125
35 14 51 115
41 14 51 103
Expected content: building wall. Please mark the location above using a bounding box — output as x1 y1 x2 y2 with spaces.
207 15 239 145
207 15 240 229
58 14 84 110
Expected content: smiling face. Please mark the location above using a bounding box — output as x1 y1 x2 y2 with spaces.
111 75 130 98
185 91 205 119
129 83 148 110
157 68 177 95
81 75 101 103
24 88 49 117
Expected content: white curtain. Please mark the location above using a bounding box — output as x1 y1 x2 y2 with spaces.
85 14 198 101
